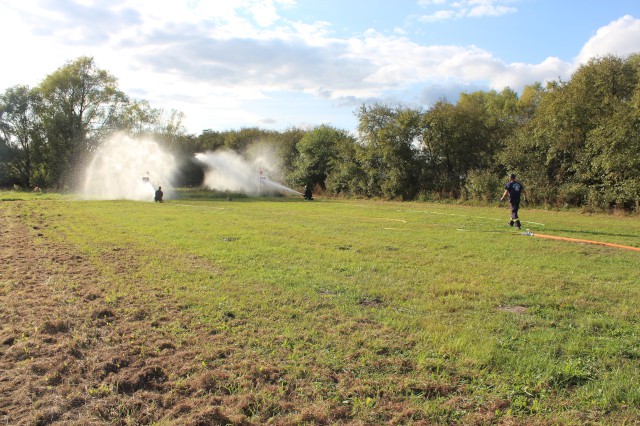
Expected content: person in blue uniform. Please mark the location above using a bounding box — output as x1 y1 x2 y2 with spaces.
500 174 527 230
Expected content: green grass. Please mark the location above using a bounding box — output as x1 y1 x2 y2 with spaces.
3 190 639 423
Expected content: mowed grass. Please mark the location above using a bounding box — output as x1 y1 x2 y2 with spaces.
3 190 640 424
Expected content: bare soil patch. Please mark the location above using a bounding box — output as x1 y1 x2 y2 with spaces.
496 305 528 314
0 202 250 425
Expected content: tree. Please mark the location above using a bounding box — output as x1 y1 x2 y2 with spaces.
0 85 44 187
357 104 422 199
155 109 187 149
111 99 162 136
499 54 640 209
499 122 555 205
223 127 272 152
37 56 127 188
518 82 545 122
194 129 226 153
420 100 482 197
581 105 640 210
325 132 364 196
274 127 307 183
290 124 347 190
569 55 640 209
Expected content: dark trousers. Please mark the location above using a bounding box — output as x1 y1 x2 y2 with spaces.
510 202 520 220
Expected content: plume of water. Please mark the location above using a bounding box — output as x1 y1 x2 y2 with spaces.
81 133 177 201
194 149 301 196
263 178 302 195
195 150 260 195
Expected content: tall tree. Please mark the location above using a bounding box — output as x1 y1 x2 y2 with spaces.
572 55 640 209
325 132 364 196
194 129 226 153
500 55 640 208
498 82 561 204
357 104 422 199
223 127 273 152
291 124 347 190
420 100 483 196
37 56 127 187
0 85 44 187
275 127 307 183
111 99 162 136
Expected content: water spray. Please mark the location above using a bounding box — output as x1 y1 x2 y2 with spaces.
259 169 266 196
195 150 301 196
81 134 176 201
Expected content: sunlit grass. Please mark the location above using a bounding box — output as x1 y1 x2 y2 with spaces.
4 190 639 423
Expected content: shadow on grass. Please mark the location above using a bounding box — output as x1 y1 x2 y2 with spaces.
172 188 309 203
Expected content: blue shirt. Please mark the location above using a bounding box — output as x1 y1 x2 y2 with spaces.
505 181 524 203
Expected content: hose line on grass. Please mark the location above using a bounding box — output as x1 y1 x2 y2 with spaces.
526 232 640 252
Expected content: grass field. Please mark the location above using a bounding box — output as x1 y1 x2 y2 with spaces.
1 190 639 425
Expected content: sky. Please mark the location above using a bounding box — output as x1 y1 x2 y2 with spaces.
1 0 640 135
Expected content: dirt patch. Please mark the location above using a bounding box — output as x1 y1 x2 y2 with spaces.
359 296 383 307
0 202 245 424
496 305 528 314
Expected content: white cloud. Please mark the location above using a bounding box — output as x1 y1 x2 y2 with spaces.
419 10 457 22
416 0 518 22
1 1 638 133
339 32 561 95
575 15 640 65
467 4 517 18
245 0 281 27
487 57 573 91
417 0 448 5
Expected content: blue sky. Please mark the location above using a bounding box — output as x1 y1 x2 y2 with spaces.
1 0 640 134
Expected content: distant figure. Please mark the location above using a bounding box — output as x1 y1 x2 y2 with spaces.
500 174 527 230
303 185 313 200
154 186 164 203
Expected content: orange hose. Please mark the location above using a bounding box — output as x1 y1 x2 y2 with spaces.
531 233 640 252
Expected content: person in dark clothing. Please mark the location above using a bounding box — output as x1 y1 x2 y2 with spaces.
303 185 313 200
154 186 164 203
500 174 527 230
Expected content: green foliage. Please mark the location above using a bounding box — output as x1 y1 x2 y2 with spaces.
325 136 367 196
222 127 272 152
109 98 163 136
290 124 354 191
464 169 502 201
0 56 187 189
419 90 518 199
193 129 226 152
2 54 640 211
500 54 640 210
422 100 480 196
357 104 423 199
275 127 307 180
0 85 44 187
37 56 127 188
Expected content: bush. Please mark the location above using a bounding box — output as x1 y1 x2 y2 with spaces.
558 183 588 207
464 170 502 202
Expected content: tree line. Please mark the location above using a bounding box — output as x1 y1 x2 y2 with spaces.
2 54 639 211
